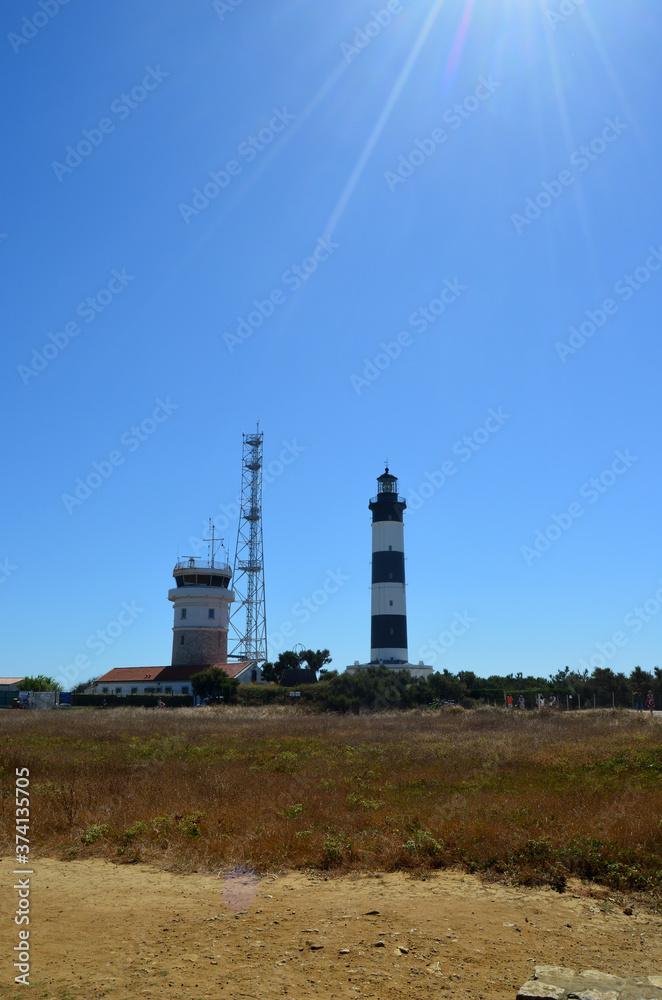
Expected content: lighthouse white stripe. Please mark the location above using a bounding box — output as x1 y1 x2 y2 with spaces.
371 585 407 616
372 521 404 553
370 646 408 662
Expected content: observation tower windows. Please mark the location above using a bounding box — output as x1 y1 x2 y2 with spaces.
175 573 229 587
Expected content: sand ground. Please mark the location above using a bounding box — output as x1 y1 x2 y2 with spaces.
0 858 660 1000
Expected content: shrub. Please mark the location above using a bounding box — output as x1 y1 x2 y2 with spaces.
81 823 110 846
122 821 148 844
151 815 175 842
403 828 444 859
322 834 352 866
177 812 204 837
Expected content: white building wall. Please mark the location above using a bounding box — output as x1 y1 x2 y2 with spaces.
168 589 233 629
96 682 194 696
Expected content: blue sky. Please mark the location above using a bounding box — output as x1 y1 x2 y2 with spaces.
2 0 662 688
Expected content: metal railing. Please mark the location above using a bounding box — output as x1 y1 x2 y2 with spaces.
174 557 232 573
369 494 406 505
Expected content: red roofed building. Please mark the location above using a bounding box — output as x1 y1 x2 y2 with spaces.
89 661 259 697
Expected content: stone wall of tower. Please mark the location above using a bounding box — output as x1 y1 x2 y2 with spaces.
171 628 228 667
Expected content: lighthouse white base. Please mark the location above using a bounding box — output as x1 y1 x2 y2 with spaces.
344 660 434 679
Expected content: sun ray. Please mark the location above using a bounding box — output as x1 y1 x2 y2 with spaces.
324 0 448 238
442 0 476 90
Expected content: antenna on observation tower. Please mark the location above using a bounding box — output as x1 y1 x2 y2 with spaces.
203 519 224 569
228 427 267 663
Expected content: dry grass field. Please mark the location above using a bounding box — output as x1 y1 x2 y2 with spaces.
2 705 661 897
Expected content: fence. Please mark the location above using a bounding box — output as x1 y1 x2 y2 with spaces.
71 693 194 708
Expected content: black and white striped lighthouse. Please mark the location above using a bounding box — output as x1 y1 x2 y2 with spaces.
345 466 432 678
369 468 408 664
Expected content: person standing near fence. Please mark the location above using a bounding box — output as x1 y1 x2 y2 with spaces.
633 689 644 714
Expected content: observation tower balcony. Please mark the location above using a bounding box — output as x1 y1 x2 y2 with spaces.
174 557 232 574
172 557 232 589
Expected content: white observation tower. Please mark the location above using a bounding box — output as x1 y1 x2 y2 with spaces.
168 526 235 667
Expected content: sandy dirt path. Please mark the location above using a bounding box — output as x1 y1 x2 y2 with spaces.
0 858 660 1000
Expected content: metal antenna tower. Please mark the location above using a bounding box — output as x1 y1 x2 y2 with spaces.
228 429 267 663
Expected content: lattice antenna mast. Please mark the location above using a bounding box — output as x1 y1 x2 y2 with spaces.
228 429 267 663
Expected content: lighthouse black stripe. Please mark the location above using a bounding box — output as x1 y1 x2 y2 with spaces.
371 615 408 650
369 497 405 523
371 551 405 584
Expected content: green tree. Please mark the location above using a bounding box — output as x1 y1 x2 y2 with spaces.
191 667 239 703
457 670 478 695
428 669 468 704
549 666 570 685
591 667 616 692
310 665 430 713
262 650 304 684
299 649 331 675
72 677 98 694
630 665 653 690
20 675 63 692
